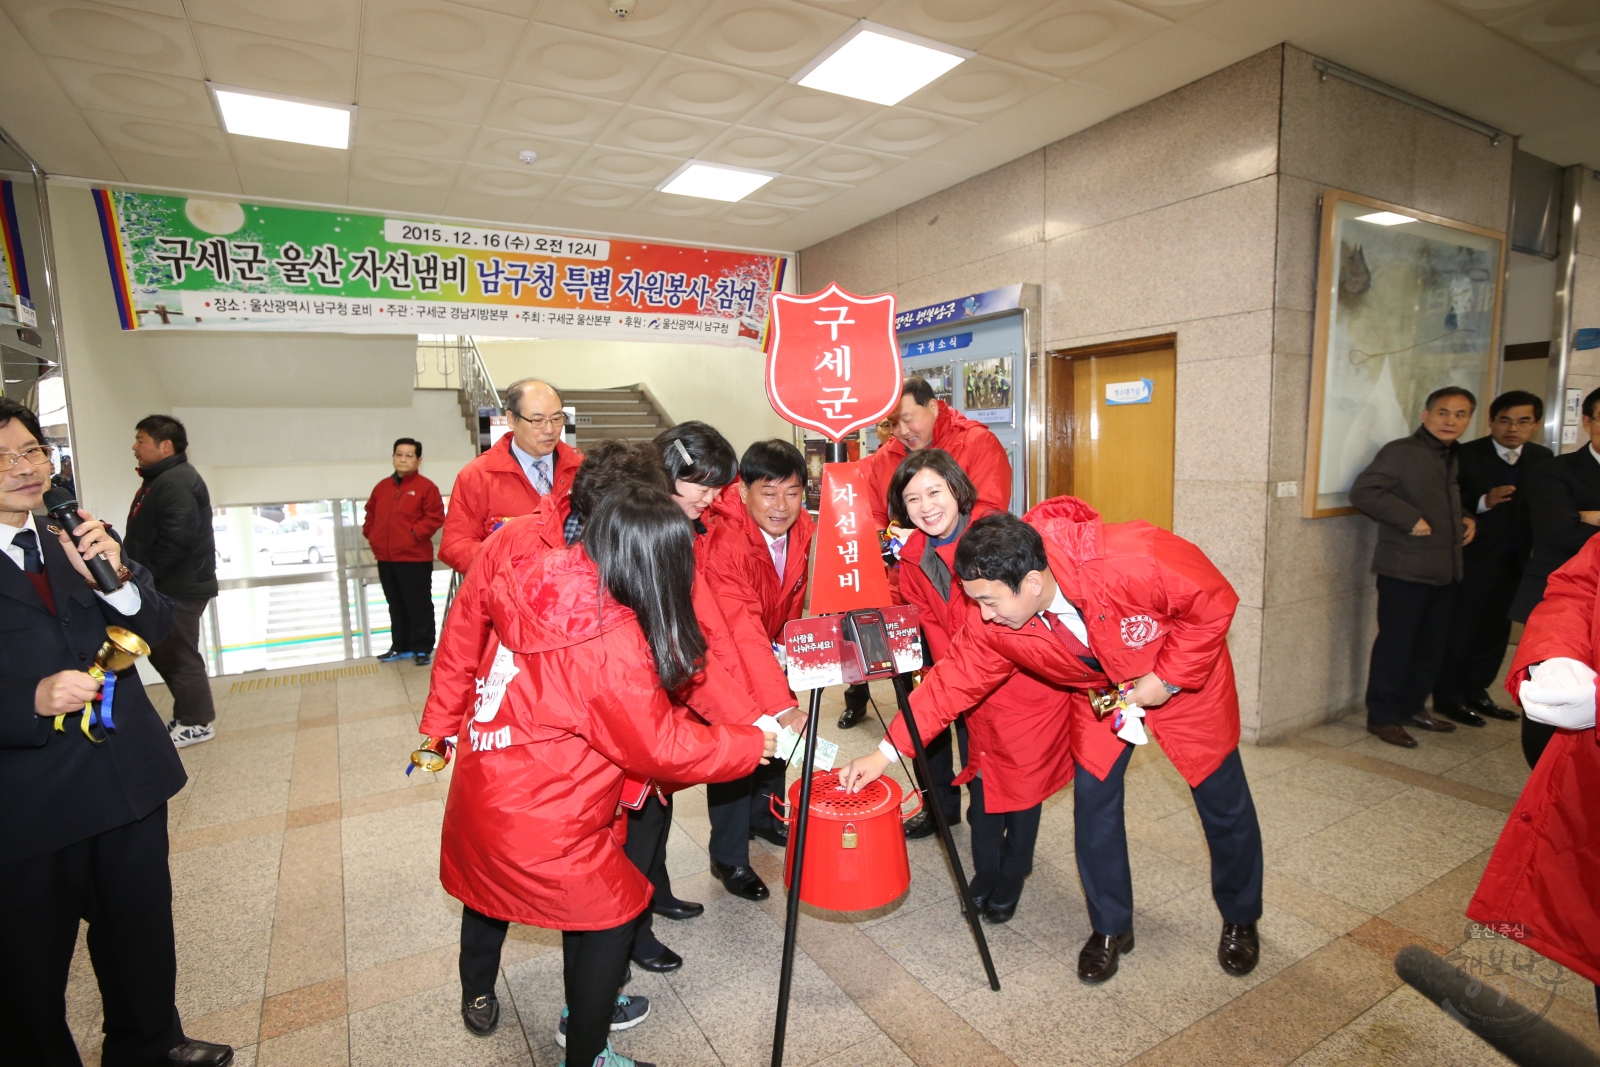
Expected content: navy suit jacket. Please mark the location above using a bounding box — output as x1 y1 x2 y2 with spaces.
0 521 186 861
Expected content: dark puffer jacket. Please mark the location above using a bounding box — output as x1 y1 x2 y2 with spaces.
123 453 218 601
1349 426 1465 586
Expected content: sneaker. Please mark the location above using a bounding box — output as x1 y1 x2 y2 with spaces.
378 649 413 663
414 653 432 666
560 1043 655 1067
556 994 651 1047
169 721 215 749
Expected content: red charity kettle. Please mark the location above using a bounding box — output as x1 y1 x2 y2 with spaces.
771 770 922 911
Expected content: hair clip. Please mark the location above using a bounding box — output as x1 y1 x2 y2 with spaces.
673 439 693 466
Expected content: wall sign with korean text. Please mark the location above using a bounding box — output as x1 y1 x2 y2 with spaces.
91 189 786 348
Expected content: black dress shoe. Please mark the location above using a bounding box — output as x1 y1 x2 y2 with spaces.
710 860 770 900
967 873 996 911
1437 705 1486 727
902 812 937 839
981 877 1022 924
1218 921 1260 976
1466 696 1519 721
1077 930 1134 982
1410 713 1456 733
982 899 1018 924
653 896 704 921
749 823 789 848
632 946 683 973
838 684 869 728
461 993 500 1036
169 1040 234 1066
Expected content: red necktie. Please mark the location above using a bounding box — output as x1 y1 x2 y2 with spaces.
1043 611 1105 677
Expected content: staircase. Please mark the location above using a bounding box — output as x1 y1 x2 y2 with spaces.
415 335 502 440
561 385 674 447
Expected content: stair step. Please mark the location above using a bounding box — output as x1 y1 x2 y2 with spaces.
574 413 659 427
563 390 645 403
567 401 652 413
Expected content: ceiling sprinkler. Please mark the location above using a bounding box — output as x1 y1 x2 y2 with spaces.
518 150 538 164
608 0 635 17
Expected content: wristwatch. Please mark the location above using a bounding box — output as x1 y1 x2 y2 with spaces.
86 565 132 592
1159 678 1181 695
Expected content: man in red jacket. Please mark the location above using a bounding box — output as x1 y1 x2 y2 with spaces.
700 439 814 902
841 501 1264 983
362 438 445 664
439 379 581 575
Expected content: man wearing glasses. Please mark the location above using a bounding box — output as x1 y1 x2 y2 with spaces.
439 379 582 576
1435 390 1551 727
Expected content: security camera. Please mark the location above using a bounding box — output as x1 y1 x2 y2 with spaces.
608 0 635 17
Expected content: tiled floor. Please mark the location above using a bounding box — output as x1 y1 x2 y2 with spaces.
66 663 1600 1067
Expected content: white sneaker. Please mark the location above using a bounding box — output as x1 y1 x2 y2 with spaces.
169 720 215 748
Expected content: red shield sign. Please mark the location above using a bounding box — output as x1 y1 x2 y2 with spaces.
766 283 900 442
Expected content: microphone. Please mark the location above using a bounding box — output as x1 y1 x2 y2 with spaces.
43 487 123 592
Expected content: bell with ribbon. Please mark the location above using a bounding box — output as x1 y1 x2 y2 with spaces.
408 736 454 775
56 625 150 742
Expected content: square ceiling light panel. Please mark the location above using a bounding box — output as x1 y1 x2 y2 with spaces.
209 83 356 150
792 21 974 107
1355 211 1416 225
658 160 778 201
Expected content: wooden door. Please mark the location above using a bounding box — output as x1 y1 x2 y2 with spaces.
1046 336 1176 529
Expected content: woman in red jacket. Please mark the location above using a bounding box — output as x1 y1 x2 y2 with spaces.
440 485 775 1067
885 449 1075 923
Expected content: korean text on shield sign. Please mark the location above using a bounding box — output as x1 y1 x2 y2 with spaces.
815 306 858 423
833 480 862 592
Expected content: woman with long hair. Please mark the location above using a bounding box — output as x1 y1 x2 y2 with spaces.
875 449 1075 923
439 484 775 1067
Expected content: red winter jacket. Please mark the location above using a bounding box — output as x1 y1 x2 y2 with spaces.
439 436 582 574
1467 536 1600 986
904 497 1240 787
702 484 815 647
439 543 766 929
362 471 445 563
860 404 1013 531
888 508 1075 812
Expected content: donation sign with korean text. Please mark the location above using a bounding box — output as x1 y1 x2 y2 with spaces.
92 189 786 347
810 463 892 614
766 283 901 441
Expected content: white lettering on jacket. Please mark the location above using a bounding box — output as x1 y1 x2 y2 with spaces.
469 724 513 752
474 644 519 723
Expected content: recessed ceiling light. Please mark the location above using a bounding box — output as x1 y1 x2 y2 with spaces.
1355 211 1416 226
791 20 972 107
208 82 354 149
658 160 777 202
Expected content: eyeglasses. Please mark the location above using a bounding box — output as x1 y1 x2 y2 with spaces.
0 444 53 473
510 411 568 430
1491 416 1538 427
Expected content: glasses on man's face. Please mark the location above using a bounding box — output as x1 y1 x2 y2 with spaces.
511 411 568 430
0 444 53 473
1492 417 1538 428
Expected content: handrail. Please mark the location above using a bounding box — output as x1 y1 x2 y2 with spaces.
459 335 501 414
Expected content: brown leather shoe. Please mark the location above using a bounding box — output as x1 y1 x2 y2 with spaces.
1410 714 1456 733
1077 930 1134 982
1367 724 1417 748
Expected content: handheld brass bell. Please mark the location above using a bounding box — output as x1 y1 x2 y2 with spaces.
57 626 151 740
409 736 453 773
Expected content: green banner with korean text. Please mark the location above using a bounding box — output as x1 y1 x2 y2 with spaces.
92 189 786 348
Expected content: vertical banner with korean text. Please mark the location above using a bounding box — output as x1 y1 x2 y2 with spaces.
809 462 892 614
91 188 785 347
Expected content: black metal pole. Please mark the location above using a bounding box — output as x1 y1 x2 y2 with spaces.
891 672 1001 991
770 683 825 1067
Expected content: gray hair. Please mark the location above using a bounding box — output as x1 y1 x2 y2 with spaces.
504 378 563 417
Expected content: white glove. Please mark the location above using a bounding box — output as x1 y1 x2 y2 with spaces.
1519 657 1598 730
1114 701 1148 746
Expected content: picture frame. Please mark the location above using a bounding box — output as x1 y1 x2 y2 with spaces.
1303 190 1505 518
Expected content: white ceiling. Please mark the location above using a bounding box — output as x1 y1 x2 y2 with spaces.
0 0 1597 254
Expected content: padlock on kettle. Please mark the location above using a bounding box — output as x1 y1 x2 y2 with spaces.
770 770 921 911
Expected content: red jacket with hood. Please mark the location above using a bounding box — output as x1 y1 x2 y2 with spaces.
899 497 1240 788
439 435 582 574
702 483 815 651
439 543 766 929
860 404 1013 531
1467 536 1600 985
362 470 445 563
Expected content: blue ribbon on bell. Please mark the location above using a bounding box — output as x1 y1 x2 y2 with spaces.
97 671 117 731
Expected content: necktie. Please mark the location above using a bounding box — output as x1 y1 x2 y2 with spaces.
1505 449 1519 466
1043 610 1102 674
770 536 786 577
532 458 551 495
13 528 43 574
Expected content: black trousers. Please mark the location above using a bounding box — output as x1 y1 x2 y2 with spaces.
458 906 509 1002
148 598 216 726
0 805 185 1067
562 918 640 1065
1522 716 1558 771
966 776 1041 907
1436 551 1523 707
623 796 675 958
1074 746 1263 935
377 560 436 655
911 717 968 824
1367 575 1459 726
706 757 787 867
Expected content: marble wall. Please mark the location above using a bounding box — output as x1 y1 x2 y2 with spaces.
798 45 1520 742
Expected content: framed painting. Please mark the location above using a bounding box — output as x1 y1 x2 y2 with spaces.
1303 190 1505 518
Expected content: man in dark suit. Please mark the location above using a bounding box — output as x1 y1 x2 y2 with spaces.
1512 385 1600 765
1434 390 1552 726
0 399 232 1067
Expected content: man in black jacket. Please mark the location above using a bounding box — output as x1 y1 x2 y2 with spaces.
0 398 231 1067
124 415 219 748
1434 390 1552 726
1350 387 1479 748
